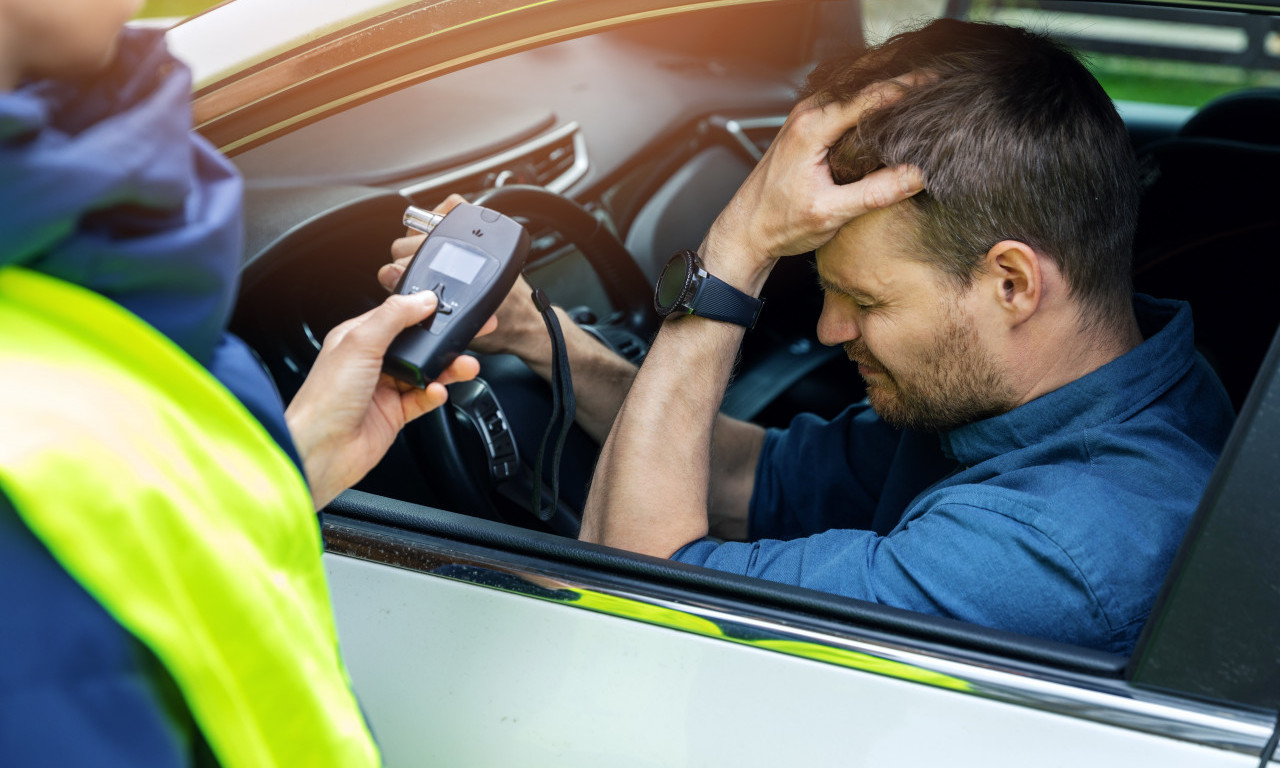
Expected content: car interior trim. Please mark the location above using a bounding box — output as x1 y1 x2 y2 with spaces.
323 516 1277 758
720 115 786 162
190 0 790 155
400 122 589 199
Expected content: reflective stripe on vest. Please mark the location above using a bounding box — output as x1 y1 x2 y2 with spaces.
0 267 379 768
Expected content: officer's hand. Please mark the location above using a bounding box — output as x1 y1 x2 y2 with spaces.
285 290 497 510
702 80 925 280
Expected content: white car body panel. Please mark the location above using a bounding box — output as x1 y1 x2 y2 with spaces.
325 552 1263 766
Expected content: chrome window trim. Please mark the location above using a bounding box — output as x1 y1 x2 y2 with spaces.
324 518 1275 759
399 122 589 199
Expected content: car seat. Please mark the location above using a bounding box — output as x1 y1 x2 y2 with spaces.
1130 88 1280 411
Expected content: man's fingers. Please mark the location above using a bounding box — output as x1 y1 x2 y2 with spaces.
794 76 920 147
391 234 425 261
435 194 467 214
830 164 924 220
475 314 498 339
378 262 405 292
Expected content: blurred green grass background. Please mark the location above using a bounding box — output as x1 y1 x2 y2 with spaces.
1089 54 1280 107
136 0 220 18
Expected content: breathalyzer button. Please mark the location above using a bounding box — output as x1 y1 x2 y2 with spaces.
480 208 501 223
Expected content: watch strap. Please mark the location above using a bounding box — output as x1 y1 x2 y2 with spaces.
690 270 763 329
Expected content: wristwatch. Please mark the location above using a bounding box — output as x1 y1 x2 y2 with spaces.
653 249 763 328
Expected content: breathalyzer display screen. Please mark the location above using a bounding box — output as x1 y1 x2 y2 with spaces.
431 242 487 284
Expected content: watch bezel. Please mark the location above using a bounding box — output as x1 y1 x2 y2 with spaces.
653 249 701 317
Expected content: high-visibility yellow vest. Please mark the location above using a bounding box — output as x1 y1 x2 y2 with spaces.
0 266 380 768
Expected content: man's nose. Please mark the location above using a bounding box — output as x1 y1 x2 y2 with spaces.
816 295 859 347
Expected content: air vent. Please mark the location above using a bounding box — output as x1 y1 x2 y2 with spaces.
613 335 647 364
584 324 648 364
401 122 588 201
716 115 786 163
528 133 578 189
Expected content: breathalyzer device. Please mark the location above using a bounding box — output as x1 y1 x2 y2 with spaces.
383 203 529 388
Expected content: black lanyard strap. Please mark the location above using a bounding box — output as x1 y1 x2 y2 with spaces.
530 289 576 522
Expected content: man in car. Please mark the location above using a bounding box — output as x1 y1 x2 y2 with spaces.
382 20 1234 654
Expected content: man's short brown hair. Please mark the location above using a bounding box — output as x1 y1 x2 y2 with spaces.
804 19 1139 332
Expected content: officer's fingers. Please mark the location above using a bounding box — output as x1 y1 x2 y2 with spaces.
829 164 924 221
433 353 482 387
400 380 450 422
321 303 384 349
340 291 438 358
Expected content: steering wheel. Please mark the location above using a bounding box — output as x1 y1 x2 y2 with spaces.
401 184 656 534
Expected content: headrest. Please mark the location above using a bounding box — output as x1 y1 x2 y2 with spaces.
1179 88 1280 145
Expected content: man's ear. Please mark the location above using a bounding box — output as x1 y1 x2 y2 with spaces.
982 240 1042 326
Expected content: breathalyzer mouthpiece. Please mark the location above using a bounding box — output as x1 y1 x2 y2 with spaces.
403 206 446 235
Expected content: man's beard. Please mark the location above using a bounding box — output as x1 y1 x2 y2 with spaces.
845 306 1016 432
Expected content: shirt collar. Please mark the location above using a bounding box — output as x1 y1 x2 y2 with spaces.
938 295 1194 464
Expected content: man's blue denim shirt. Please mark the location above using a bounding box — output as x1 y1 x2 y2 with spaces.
673 295 1234 654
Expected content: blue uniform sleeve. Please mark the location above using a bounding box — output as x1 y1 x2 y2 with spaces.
677 496 1114 651
208 332 303 474
749 403 902 540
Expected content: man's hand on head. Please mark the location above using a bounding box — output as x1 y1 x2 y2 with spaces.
702 79 925 291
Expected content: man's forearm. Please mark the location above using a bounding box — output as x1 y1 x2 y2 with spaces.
515 306 760 540
579 214 775 553
580 313 749 556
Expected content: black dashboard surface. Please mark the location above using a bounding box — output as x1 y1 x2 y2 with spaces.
231 15 803 198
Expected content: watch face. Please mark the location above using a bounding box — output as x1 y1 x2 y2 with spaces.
654 252 691 315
